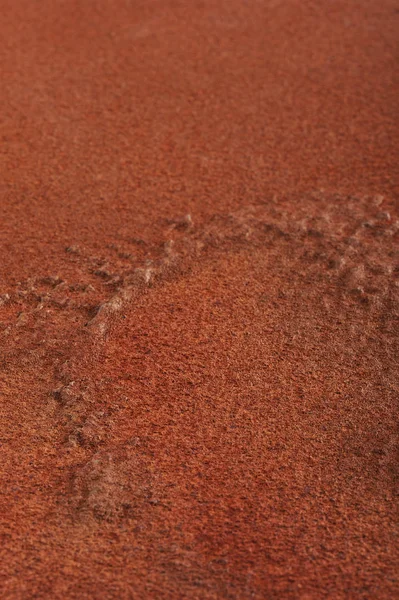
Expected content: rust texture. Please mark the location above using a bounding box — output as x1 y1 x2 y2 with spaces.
0 1 398 598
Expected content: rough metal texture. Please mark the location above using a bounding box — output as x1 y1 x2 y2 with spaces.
1 1 398 598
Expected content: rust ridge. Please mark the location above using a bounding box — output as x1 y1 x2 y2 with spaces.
1 191 398 597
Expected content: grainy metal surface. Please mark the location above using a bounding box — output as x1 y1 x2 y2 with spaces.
0 1 398 598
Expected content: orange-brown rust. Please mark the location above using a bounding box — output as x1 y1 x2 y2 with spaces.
0 1 398 598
